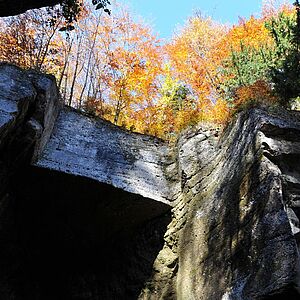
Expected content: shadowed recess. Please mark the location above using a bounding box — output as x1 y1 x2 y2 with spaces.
8 166 171 299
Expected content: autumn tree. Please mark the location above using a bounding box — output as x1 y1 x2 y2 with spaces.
163 13 232 128
166 14 227 105
0 14 36 68
0 6 67 73
219 14 275 103
80 6 163 129
1 0 298 140
220 2 295 107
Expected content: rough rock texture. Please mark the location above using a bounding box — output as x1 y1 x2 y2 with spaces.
0 63 60 193
0 63 60 158
35 108 178 205
0 63 61 299
1 63 300 299
0 0 60 17
0 64 173 299
140 108 300 299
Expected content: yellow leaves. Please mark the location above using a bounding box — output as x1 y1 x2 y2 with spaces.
85 8 164 127
204 99 230 124
222 3 294 56
223 16 273 53
0 1 292 140
165 14 228 107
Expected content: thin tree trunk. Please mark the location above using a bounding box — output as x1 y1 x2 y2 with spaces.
68 35 83 106
78 17 101 108
58 37 74 90
37 23 59 71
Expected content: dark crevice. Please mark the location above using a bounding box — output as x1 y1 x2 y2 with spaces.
0 166 171 299
261 124 300 142
259 284 300 299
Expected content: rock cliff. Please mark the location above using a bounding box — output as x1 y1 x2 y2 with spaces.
140 108 300 299
0 64 300 299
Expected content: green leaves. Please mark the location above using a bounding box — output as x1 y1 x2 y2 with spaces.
221 43 274 101
222 4 300 107
267 2 300 106
160 72 193 112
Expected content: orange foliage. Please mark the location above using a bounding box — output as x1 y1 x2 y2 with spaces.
222 16 273 53
234 80 278 108
80 7 163 127
222 1 293 55
165 16 228 104
206 99 230 124
0 1 292 140
0 16 36 68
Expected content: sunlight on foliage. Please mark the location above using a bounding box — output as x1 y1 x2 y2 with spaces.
234 80 278 109
0 0 298 139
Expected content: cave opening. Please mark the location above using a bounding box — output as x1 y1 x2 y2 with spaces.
7 166 171 299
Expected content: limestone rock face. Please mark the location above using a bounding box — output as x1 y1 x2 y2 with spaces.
0 63 300 299
140 108 300 299
35 108 178 205
0 64 60 299
0 64 173 299
0 63 60 174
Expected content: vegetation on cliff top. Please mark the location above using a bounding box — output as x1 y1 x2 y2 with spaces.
0 0 299 139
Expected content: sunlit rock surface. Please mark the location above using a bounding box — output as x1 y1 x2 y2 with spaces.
35 108 178 205
0 64 173 299
140 108 300 300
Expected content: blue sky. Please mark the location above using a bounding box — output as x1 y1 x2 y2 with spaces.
120 0 293 39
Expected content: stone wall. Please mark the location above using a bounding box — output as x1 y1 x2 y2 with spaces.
0 64 174 299
35 107 178 205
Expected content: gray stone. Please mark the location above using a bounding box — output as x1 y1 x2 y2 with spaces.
140 108 300 300
35 108 177 205
0 63 36 148
0 64 61 300
0 63 60 156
